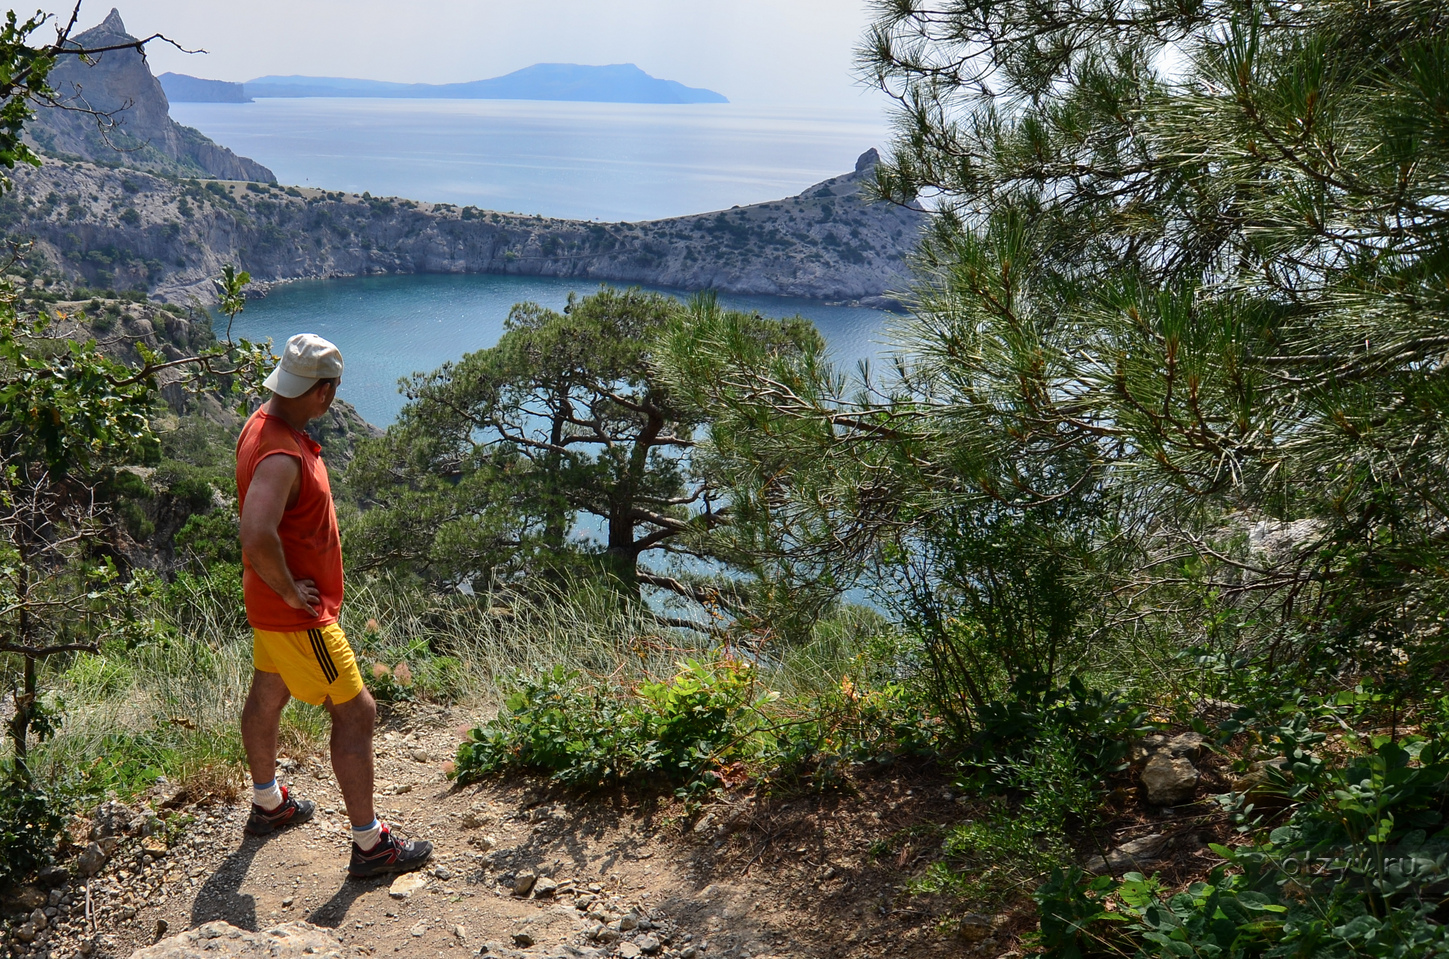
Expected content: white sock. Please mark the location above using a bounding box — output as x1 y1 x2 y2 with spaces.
252 778 283 811
352 819 383 850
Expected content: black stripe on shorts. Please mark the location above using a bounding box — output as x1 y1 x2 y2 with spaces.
309 628 339 684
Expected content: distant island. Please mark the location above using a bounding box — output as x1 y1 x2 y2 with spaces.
159 63 729 105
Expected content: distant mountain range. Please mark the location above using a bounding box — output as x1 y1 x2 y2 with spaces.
159 63 729 105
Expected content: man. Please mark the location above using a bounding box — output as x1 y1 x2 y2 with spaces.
236 333 431 878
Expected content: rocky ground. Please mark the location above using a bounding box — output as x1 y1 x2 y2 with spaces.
0 703 995 959
0 701 1237 959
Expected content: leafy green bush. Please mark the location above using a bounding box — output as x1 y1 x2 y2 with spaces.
960 675 1149 790
918 727 1107 908
174 512 241 566
155 460 217 513
1034 736 1449 958
762 666 939 791
362 658 416 703
0 775 68 888
454 658 776 792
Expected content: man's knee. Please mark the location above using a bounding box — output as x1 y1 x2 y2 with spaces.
244 670 291 714
328 687 376 731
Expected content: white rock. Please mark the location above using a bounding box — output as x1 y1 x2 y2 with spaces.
388 873 428 900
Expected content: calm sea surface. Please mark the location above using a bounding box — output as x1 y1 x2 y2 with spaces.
170 99 893 222
229 274 896 426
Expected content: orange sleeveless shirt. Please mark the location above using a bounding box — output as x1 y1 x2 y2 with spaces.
235 408 344 630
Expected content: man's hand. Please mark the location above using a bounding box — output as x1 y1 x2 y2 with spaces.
287 578 320 617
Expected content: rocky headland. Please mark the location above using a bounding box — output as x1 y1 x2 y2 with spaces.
2 149 923 307
27 10 274 183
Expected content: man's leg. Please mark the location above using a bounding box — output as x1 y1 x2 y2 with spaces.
324 687 377 828
242 669 291 786
328 686 432 876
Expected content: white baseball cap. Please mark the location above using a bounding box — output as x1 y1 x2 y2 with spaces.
263 333 344 398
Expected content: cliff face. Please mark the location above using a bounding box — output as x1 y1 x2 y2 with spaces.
27 9 274 182
1 149 923 304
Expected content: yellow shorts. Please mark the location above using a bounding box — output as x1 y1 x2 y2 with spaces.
252 623 364 706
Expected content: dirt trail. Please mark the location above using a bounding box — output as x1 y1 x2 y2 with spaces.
5 703 985 959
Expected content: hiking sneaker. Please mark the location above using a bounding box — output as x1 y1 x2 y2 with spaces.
348 823 433 879
244 786 316 836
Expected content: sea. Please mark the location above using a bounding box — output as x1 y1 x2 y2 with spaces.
169 98 894 222
229 274 898 427
177 98 903 425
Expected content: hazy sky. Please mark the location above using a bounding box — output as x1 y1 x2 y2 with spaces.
39 1 890 111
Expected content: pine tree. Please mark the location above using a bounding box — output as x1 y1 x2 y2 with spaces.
668 0 1449 709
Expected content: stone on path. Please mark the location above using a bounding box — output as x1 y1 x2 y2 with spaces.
128 920 364 958
388 872 428 900
76 841 108 877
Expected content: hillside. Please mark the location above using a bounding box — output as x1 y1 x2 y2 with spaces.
0 150 922 305
26 9 273 182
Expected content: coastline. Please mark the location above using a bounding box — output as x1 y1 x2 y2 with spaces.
4 150 923 309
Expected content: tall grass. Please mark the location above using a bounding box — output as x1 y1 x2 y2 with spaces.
12 571 871 801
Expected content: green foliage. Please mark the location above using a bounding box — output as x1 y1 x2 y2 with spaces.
455 658 777 792
764 666 938 791
213 264 250 345
1034 733 1449 958
0 267 268 778
0 773 68 888
960 676 1149 790
0 9 59 192
349 288 815 615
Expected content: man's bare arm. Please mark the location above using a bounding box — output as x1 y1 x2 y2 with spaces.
240 454 319 616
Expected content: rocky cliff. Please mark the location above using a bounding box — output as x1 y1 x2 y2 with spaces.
0 149 923 304
26 9 274 182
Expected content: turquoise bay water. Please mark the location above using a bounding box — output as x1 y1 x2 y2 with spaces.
230 274 894 426
169 99 892 222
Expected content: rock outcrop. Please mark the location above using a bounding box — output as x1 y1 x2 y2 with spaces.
1 150 923 304
26 9 273 182
128 921 362 959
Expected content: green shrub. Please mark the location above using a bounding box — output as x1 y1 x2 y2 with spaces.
0 776 68 888
454 658 776 792
960 675 1149 791
1034 736 1449 958
918 727 1105 908
762 666 939 792
155 460 217 513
